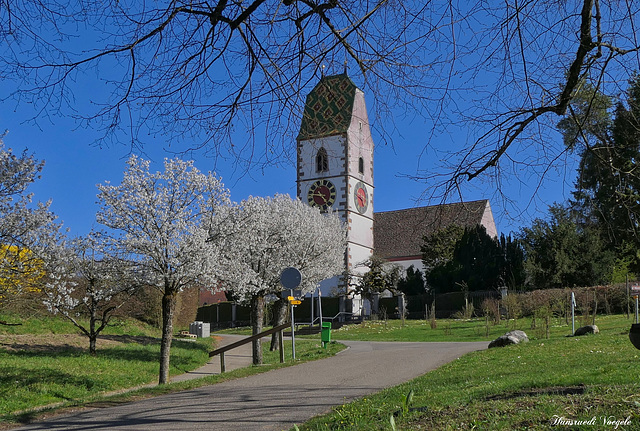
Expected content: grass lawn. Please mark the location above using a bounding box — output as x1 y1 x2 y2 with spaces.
297 314 640 430
4 313 639 430
0 314 342 427
329 317 529 342
0 315 213 418
221 314 601 342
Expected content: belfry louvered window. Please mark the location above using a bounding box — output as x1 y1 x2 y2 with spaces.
316 148 328 172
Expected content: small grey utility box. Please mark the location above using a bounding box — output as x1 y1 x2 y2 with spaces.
189 321 210 338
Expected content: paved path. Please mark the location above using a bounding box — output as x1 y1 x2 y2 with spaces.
15 338 487 431
171 335 253 382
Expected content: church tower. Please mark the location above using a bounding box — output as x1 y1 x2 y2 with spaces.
297 74 374 295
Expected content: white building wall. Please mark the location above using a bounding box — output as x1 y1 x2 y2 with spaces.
347 213 374 255
345 89 374 186
482 201 498 238
388 258 424 273
349 243 373 274
297 135 345 181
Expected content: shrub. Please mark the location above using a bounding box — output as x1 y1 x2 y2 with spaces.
481 297 500 325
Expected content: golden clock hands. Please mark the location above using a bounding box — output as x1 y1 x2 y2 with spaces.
311 191 328 203
356 189 366 205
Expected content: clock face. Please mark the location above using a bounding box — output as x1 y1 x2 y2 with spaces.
307 179 337 210
354 182 368 213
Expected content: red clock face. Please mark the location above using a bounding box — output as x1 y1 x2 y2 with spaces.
354 182 368 213
312 186 332 206
356 188 367 207
307 180 336 210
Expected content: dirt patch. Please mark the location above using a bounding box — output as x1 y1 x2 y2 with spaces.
0 333 158 353
98 334 159 346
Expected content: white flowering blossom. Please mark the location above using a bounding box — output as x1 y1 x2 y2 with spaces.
217 194 345 301
96 155 230 383
214 194 346 364
0 135 66 308
0 135 55 245
42 232 138 354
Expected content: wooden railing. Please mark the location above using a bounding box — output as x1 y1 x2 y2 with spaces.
209 322 290 372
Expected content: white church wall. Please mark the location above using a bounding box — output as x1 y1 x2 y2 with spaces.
347 213 373 249
482 201 498 238
297 135 345 180
388 257 425 274
345 89 374 186
349 242 373 274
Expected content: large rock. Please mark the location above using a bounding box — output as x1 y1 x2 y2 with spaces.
488 330 529 348
574 325 599 336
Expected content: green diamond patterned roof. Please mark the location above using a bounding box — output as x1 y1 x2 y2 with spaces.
297 74 357 141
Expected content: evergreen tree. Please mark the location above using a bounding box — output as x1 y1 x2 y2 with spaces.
451 225 502 292
421 224 465 270
425 225 524 294
397 265 426 296
500 233 526 290
559 75 640 272
519 203 615 289
357 255 401 297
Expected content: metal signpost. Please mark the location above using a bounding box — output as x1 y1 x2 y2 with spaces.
571 291 576 336
280 267 302 360
632 285 640 324
318 288 323 328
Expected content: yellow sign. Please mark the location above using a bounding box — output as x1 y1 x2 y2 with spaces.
290 300 302 305
287 296 294 301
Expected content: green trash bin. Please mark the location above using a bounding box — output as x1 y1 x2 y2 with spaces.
321 322 331 348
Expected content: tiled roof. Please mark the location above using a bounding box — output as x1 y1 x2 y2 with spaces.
373 200 490 260
297 74 357 141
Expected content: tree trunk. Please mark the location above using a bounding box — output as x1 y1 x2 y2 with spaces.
89 335 97 356
159 291 177 384
270 298 288 351
592 289 597 326
89 304 97 356
250 294 265 365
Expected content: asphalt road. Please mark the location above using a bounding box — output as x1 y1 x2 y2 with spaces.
15 340 487 431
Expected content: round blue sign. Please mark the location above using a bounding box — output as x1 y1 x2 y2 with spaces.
280 267 302 289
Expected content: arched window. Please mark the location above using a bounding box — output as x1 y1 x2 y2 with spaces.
316 148 328 172
358 157 364 174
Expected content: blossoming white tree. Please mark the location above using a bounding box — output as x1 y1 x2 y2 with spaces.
43 232 139 355
0 134 65 320
216 194 345 364
97 156 230 384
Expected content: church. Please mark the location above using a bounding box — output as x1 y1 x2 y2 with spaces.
296 74 497 298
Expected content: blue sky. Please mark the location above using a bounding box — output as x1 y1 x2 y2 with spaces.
0 2 598 241
0 83 578 239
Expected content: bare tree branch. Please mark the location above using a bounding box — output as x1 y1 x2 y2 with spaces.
2 0 640 220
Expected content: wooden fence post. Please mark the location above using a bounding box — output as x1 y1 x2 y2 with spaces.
279 329 285 363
